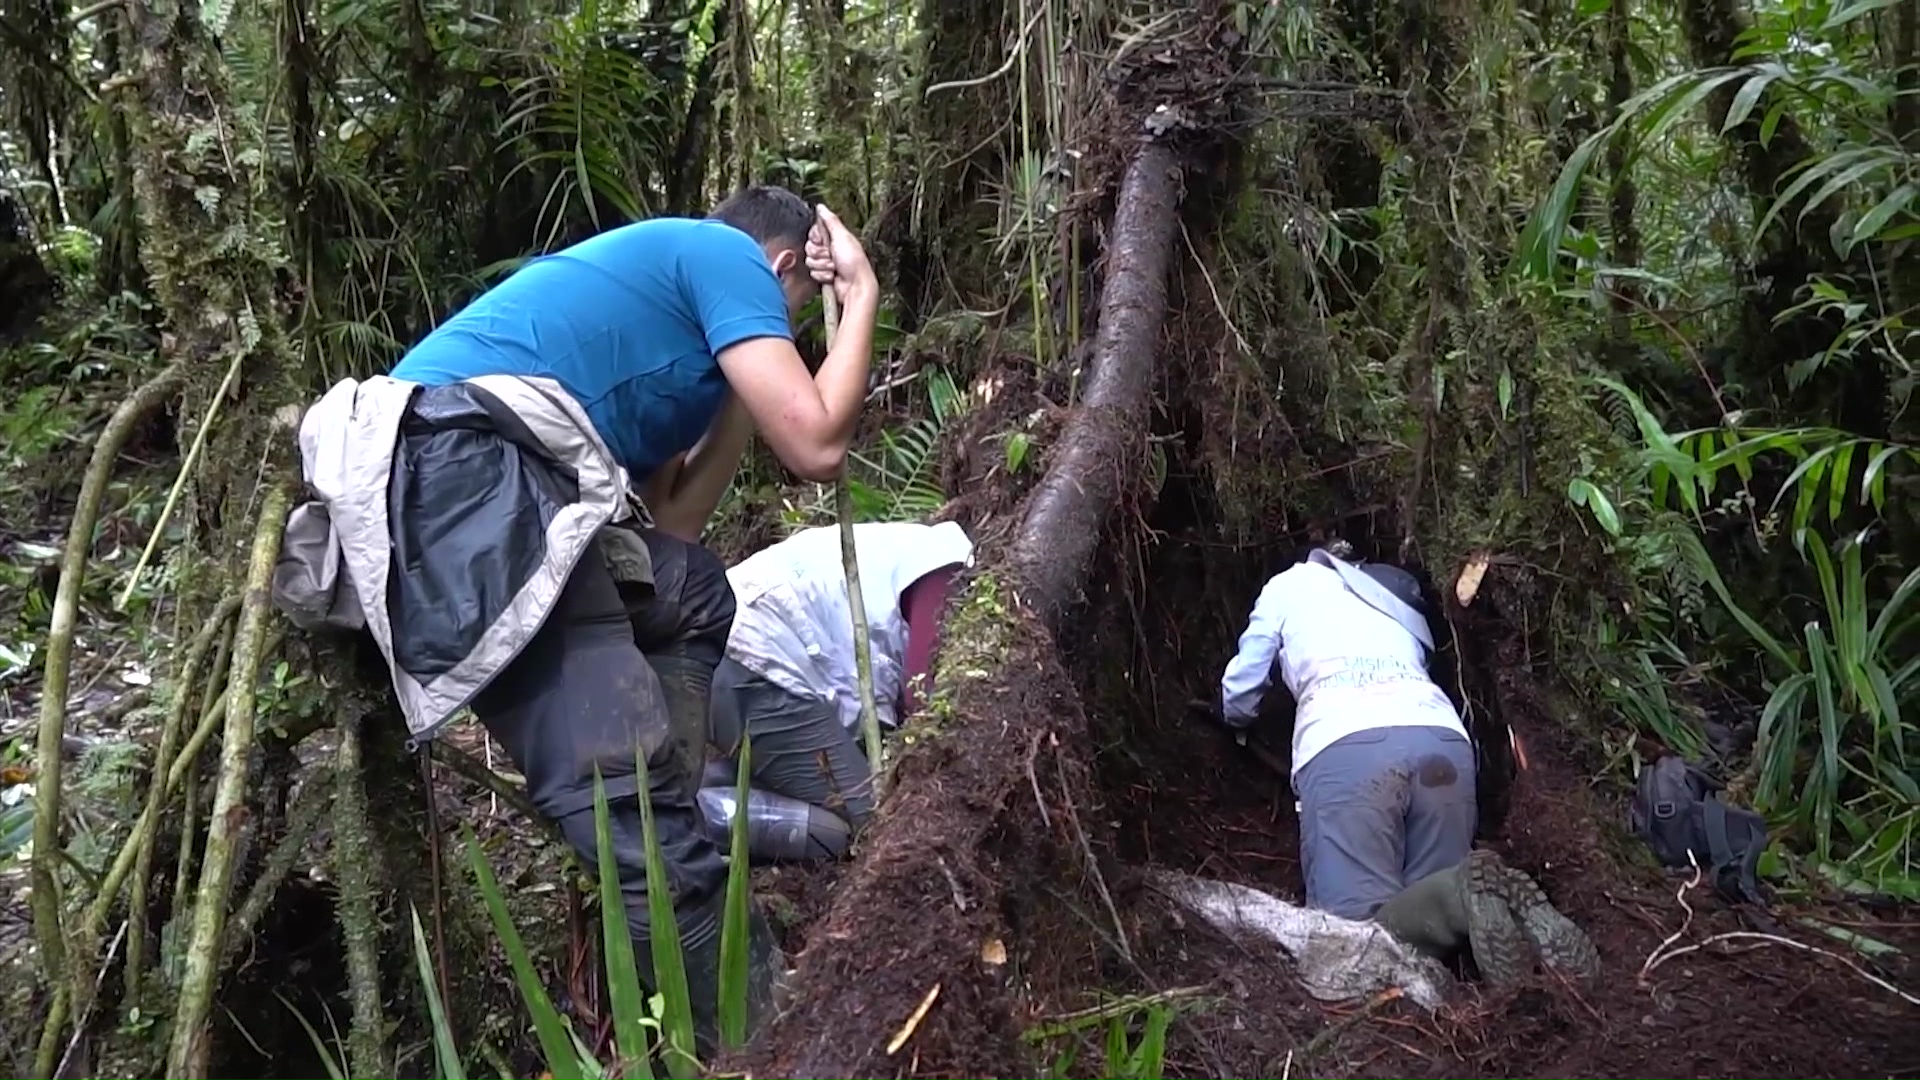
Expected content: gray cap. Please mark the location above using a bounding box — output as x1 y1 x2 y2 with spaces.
1359 562 1426 614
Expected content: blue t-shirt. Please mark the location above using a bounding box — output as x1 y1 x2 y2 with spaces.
390 218 793 479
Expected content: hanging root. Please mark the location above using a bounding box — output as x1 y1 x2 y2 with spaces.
124 594 241 1008
217 771 333 969
164 480 292 1079
29 362 186 1080
332 708 391 1078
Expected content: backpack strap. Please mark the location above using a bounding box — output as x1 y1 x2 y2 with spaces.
1702 798 1736 869
1703 798 1768 907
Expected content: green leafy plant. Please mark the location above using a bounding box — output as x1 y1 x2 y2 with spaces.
497 0 667 248
438 741 760 1079
1568 378 1918 885
1028 994 1192 1080
1592 377 1916 550
787 365 969 528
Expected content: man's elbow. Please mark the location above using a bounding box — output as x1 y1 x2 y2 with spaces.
782 442 847 483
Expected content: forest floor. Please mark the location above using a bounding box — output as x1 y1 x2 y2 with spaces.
4 422 1919 1079
1096 665 1920 1079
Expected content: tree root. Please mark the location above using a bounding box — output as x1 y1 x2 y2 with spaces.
1009 141 1182 628
332 707 390 1078
735 136 1189 1079
164 479 292 1079
125 593 240 1007
29 361 186 1080
217 770 333 971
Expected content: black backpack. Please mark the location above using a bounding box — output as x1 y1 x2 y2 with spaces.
1629 755 1769 907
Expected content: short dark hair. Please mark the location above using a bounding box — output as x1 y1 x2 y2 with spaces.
708 185 812 254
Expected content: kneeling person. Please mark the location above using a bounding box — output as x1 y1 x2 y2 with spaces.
701 520 973 861
1218 547 1597 985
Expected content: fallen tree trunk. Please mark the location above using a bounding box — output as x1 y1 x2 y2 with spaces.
1009 141 1182 630
731 137 1185 1079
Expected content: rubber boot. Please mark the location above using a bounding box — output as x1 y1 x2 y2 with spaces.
1374 850 1598 988
665 890 786 1061
696 786 854 863
647 651 717 804
701 756 740 790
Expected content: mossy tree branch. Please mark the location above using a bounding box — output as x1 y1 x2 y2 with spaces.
28 360 186 1080
164 479 292 1078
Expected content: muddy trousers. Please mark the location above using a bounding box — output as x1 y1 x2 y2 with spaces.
1293 725 1477 920
471 535 779 1056
704 657 873 860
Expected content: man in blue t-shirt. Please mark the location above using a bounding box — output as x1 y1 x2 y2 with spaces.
385 186 878 1051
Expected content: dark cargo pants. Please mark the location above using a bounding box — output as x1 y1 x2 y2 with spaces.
708 656 876 834
469 528 746 1034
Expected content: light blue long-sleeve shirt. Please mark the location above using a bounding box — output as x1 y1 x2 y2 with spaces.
1219 559 1465 775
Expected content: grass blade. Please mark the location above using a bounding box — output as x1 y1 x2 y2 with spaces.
462 823 585 1078
718 736 754 1050
275 990 346 1080
594 771 656 1079
634 749 699 1077
410 905 467 1080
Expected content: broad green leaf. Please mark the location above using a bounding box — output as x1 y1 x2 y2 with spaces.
1840 540 1868 666
1586 485 1622 536
1868 566 1920 656
1720 69 1778 133
1498 369 1514 420
1822 0 1908 29
1826 441 1855 524
717 738 754 1050
1851 183 1918 248
1801 158 1898 232
1758 98 1789 148
411 906 467 1080
1756 674 1810 809
593 772 656 1080
463 825 584 1078
634 751 698 1078
1806 624 1842 858
1860 443 1903 511
1517 133 1607 279
1755 148 1882 242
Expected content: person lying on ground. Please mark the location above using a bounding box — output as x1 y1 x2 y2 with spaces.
698 520 974 862
272 185 879 1052
1209 546 1599 985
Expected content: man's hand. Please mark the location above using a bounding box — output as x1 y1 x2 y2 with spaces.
807 204 875 307
1186 697 1249 747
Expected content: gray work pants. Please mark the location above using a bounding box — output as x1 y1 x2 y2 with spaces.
708 657 875 831
1293 725 1477 920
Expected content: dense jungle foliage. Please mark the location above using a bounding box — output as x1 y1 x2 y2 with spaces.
0 0 1913 1072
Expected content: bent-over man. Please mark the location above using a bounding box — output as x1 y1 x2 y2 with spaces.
275 186 880 1049
1217 547 1599 985
700 520 973 861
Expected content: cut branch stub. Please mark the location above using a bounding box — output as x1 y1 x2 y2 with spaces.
1009 140 1184 633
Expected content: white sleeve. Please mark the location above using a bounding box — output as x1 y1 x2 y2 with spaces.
1219 574 1289 726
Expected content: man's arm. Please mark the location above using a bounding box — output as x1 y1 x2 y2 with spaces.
717 205 877 482
643 394 754 542
1219 576 1288 726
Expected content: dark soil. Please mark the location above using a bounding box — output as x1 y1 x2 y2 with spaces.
1084 574 1920 1080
